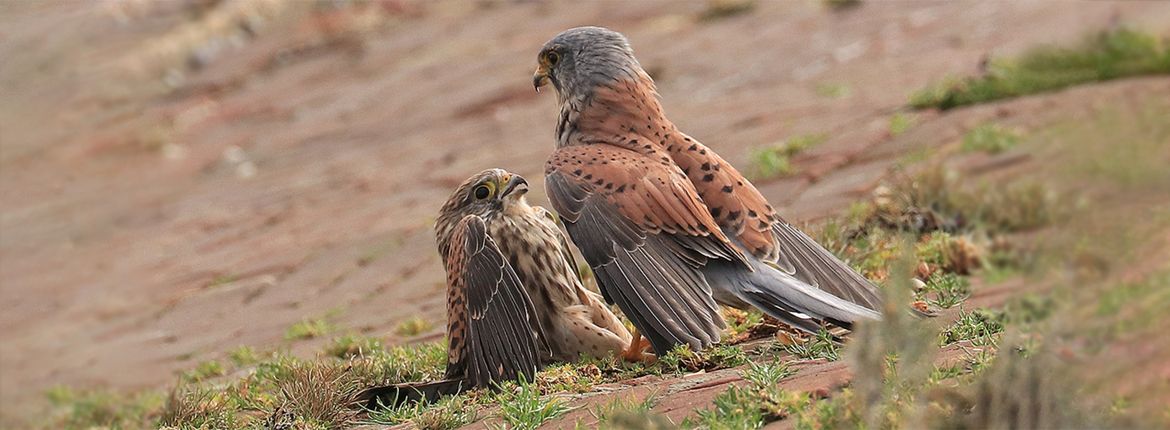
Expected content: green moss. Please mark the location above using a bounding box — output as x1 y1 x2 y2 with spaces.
911 28 1170 109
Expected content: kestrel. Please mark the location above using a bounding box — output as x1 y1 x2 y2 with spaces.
434 169 635 363
533 27 882 356
358 170 547 409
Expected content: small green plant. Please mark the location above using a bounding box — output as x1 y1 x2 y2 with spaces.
963 123 1020 154
940 308 1005 346
366 393 478 429
592 393 659 425
323 334 385 359
207 273 237 288
927 363 967 384
691 384 766 429
284 318 334 341
889 112 914 136
698 0 756 22
538 363 602 393
228 345 262 367
688 362 798 429
182 360 227 383
395 316 433 337
493 378 571 430
748 134 826 180
919 272 971 309
815 82 851 98
782 329 840 361
824 0 862 10
659 344 748 372
45 386 165 430
723 308 765 340
159 386 237 429
742 361 794 387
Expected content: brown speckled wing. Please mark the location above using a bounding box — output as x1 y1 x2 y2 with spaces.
545 144 742 354
443 215 541 387
666 134 881 310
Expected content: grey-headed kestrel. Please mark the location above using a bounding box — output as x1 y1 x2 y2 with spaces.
532 27 882 356
357 170 549 409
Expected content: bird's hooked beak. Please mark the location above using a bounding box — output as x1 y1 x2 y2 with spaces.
500 174 529 199
533 65 550 93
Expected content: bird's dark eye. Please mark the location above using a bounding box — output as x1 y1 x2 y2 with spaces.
547 51 559 65
474 185 492 200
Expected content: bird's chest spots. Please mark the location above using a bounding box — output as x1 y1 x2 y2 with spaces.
488 217 576 304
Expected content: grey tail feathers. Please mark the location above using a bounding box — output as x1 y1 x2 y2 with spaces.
709 256 881 335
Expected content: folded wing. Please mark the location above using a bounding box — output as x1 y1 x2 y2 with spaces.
545 144 745 354
445 215 543 387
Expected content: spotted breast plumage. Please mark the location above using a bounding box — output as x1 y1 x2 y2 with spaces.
532 26 882 356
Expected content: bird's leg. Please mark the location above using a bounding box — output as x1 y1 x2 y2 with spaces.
620 328 655 363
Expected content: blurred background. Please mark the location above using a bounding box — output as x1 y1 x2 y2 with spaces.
1 0 1168 428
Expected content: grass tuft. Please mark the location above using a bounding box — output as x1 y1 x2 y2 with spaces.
824 0 862 10
659 344 748 372
227 345 262 367
45 387 164 430
963 123 1021 154
917 272 971 309
159 386 236 429
940 308 1006 346
323 334 385 359
365 393 478 429
284 318 335 341
889 112 915 136
781 329 841 361
395 316 433 337
181 360 227 383
698 0 756 22
815 82 851 98
592 393 660 427
911 28 1170 109
748 133 826 181
493 378 572 430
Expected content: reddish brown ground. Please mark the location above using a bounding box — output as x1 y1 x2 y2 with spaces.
2 0 1168 426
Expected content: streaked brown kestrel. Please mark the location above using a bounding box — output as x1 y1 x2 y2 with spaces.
358 170 547 409
435 169 634 363
532 27 882 356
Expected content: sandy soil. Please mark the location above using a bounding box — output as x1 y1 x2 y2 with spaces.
2 0 1168 425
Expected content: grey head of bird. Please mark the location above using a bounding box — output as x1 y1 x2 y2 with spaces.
435 168 529 258
532 26 650 103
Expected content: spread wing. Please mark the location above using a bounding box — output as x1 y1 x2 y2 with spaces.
668 134 882 310
545 144 745 354
443 215 542 388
